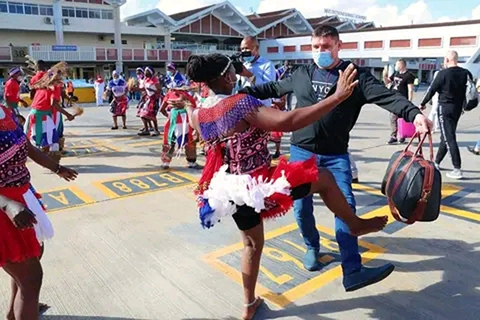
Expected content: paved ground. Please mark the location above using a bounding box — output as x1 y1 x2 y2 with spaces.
1 92 480 320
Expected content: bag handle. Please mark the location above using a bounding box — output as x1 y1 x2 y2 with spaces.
403 131 434 162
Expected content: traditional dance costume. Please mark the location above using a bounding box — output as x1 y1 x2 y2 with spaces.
109 86 128 117
4 76 21 115
161 89 197 167
136 76 160 120
164 70 188 89
52 84 65 151
195 94 318 230
0 104 54 267
25 72 59 152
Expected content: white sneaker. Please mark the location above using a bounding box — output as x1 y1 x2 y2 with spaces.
446 169 463 180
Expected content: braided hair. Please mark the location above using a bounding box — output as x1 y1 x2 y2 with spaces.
186 54 232 84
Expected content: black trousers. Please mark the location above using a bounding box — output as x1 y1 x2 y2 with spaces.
437 104 462 169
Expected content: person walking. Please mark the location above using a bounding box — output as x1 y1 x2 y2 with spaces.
240 25 432 292
420 50 473 180
383 58 416 144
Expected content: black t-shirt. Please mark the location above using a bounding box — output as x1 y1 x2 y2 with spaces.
312 67 339 101
389 71 415 99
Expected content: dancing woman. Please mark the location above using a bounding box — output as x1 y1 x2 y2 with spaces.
107 71 128 130
136 67 161 136
159 87 199 169
0 103 77 320
25 62 75 161
4 67 28 115
185 54 387 320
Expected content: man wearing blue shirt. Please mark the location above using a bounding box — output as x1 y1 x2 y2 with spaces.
240 36 277 107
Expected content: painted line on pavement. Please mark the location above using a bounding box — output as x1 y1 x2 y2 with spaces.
204 222 385 308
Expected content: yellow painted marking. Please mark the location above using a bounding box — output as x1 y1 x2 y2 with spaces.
440 205 480 222
41 185 95 213
204 223 385 308
93 171 196 199
128 140 161 147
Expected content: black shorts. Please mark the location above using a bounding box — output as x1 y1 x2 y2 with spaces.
232 183 311 231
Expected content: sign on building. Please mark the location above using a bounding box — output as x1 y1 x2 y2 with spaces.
11 46 29 63
324 8 366 22
52 45 77 51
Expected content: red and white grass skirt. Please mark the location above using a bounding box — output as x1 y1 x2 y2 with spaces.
197 155 318 228
0 184 53 267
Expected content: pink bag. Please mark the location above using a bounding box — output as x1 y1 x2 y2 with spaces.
397 118 416 138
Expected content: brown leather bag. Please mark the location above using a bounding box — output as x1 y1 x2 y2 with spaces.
380 132 442 224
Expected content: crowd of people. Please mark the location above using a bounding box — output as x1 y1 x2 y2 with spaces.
0 23 478 320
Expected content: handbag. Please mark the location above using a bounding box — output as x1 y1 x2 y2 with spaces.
381 132 442 224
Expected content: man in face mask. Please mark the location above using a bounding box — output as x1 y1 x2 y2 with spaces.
239 36 277 107
4 67 28 115
240 25 432 292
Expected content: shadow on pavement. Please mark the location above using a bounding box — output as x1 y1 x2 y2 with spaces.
256 237 480 320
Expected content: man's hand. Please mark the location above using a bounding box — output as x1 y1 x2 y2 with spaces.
239 66 254 78
419 105 427 111
413 113 433 134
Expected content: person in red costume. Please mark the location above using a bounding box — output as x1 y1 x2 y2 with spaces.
4 67 28 115
0 103 77 320
184 54 387 320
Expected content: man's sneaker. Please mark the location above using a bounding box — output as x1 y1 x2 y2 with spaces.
446 169 463 180
387 137 398 145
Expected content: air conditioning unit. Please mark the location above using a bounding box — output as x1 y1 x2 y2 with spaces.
98 35 105 41
62 18 70 25
44 17 52 24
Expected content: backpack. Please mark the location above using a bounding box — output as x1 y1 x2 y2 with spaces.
464 74 478 111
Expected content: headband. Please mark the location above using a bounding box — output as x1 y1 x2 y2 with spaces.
136 67 144 73
220 57 232 76
8 67 21 77
145 67 154 74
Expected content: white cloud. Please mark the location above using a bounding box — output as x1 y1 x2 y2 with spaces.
257 0 478 27
473 4 480 19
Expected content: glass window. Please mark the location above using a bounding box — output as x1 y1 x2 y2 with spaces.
39 5 53 16
101 9 113 19
9 2 24 14
0 1 8 12
62 6 75 17
88 8 100 19
75 7 88 18
25 4 39 15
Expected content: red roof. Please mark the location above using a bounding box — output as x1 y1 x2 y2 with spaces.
169 5 215 21
247 9 295 28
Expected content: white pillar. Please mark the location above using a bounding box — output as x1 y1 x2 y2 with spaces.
164 30 172 62
113 4 123 72
53 0 64 45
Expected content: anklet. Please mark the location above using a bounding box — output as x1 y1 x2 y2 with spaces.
244 298 258 307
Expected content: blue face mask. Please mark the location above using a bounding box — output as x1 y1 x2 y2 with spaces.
313 51 334 69
243 55 254 63
166 71 173 77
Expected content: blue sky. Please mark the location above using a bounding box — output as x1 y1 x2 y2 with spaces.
121 0 480 27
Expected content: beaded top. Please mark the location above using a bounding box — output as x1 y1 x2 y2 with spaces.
198 94 271 174
0 104 30 188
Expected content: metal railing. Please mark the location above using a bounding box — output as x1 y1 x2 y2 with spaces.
0 45 239 62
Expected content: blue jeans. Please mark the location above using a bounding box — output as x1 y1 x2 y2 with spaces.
290 145 362 275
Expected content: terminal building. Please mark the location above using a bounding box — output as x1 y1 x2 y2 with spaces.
0 0 479 81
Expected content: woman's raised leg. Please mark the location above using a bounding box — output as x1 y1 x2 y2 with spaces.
309 168 387 236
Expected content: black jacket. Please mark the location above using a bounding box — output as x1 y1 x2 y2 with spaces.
239 61 422 155
421 66 473 109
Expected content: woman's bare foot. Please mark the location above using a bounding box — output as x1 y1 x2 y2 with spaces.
350 216 388 237
242 297 263 320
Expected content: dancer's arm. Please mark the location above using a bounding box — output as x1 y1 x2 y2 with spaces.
26 140 78 181
244 64 358 132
